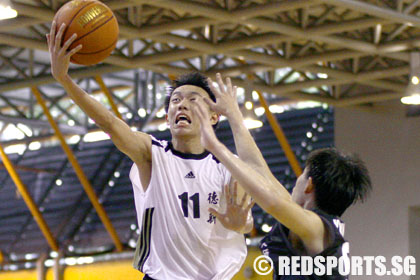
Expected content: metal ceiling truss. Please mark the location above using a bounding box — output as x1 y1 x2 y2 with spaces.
58 144 125 251
7 141 80 253
0 1 417 110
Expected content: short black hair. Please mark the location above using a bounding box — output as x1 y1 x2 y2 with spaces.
164 72 219 129
305 148 372 217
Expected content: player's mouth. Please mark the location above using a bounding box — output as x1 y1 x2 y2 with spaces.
175 114 191 126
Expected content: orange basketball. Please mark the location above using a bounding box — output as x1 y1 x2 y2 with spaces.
53 0 119 66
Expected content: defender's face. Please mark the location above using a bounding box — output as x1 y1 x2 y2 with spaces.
166 85 216 138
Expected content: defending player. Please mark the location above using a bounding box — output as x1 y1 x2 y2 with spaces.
47 23 253 280
193 74 372 279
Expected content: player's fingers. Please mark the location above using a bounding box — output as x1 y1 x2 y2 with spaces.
207 78 222 98
226 77 233 94
232 182 238 203
66 44 82 59
193 102 205 120
46 34 51 51
216 73 226 93
49 21 56 50
224 184 231 204
60 33 77 56
198 100 209 117
209 208 223 220
233 86 238 100
54 23 66 53
192 106 203 123
203 97 216 110
245 199 256 212
240 192 248 208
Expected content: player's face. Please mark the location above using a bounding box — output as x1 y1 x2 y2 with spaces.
166 85 217 138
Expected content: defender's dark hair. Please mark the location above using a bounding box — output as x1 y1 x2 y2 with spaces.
305 148 372 217
165 72 219 129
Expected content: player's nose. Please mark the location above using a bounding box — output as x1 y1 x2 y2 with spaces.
177 99 190 110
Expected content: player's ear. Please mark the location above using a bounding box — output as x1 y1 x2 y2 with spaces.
304 177 315 194
165 114 169 125
210 112 220 126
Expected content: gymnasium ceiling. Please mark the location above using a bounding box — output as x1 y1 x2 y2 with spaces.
0 0 419 145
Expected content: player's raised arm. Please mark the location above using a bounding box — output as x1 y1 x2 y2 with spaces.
47 21 151 167
205 74 277 185
193 99 325 254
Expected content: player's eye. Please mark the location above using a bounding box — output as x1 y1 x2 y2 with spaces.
171 97 180 103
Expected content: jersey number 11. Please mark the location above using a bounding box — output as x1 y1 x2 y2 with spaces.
178 192 200 218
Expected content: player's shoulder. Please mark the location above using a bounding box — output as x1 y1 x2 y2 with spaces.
312 209 346 242
149 136 168 148
312 209 344 229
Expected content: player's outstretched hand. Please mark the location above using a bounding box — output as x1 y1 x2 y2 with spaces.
205 73 241 118
192 99 220 152
209 182 255 233
47 21 82 83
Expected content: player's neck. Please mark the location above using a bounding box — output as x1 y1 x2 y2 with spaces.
302 199 316 210
171 136 205 154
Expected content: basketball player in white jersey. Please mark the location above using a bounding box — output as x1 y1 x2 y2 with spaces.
47 22 254 280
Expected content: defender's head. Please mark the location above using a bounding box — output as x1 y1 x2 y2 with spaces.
293 148 372 216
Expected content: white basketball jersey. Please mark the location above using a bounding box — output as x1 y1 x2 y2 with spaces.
130 137 247 280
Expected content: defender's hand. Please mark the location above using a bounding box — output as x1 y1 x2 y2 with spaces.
205 73 242 119
209 182 255 233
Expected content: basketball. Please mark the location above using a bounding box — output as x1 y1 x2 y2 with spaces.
53 0 119 66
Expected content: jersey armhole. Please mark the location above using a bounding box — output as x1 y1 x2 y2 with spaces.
317 214 339 254
130 137 162 196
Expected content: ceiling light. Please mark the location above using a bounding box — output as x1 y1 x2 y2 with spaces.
403 53 420 105
4 144 26 155
252 91 259 101
129 239 137 248
68 135 81 144
156 108 165 118
254 107 265 116
401 94 420 105
138 108 146 118
158 123 167 131
245 101 253 110
243 118 263 130
261 223 272 233
269 104 285 114
0 0 17 20
28 141 41 151
83 131 110 142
